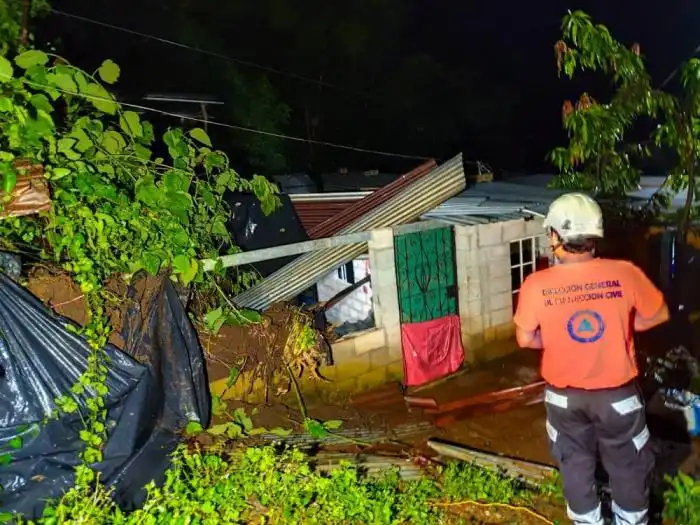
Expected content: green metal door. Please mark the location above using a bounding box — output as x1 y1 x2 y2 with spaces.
393 226 458 324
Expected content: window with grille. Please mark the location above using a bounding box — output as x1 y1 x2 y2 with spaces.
511 237 540 311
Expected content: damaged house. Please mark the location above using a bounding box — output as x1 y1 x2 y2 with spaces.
215 155 570 400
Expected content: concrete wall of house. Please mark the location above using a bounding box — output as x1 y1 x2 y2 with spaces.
455 218 548 363
303 228 404 401
316 258 373 326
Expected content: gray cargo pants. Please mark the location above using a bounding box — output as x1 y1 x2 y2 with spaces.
544 382 655 525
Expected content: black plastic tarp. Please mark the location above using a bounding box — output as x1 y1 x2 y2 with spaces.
0 274 210 518
224 191 309 277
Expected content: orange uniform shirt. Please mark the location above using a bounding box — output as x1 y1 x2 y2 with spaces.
513 258 665 390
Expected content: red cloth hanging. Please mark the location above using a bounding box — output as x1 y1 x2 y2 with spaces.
401 314 465 387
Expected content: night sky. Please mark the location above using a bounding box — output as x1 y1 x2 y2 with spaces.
37 1 699 177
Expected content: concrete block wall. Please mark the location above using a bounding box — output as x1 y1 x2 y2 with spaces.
316 258 373 326
305 228 404 401
455 217 547 363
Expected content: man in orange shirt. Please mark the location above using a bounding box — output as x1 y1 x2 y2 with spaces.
514 193 669 525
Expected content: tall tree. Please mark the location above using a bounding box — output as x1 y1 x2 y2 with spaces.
550 10 700 345
550 10 700 238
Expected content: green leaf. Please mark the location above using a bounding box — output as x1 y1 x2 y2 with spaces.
224 367 240 389
164 170 190 192
212 396 227 416
73 70 90 93
0 454 11 466
0 97 12 112
101 130 127 154
205 152 226 172
142 252 161 275
185 421 203 436
225 423 244 439
134 143 151 160
212 220 228 236
8 436 23 450
2 168 17 194
238 309 263 325
0 511 13 523
0 56 13 82
166 191 193 216
205 307 225 333
189 127 212 147
207 423 232 436
141 121 155 143
98 59 120 84
69 127 93 152
304 418 328 438
323 420 344 430
268 427 293 437
47 73 77 93
163 128 184 149
57 138 81 160
29 93 53 113
135 178 161 207
85 83 117 115
215 170 236 192
119 110 143 137
172 254 198 284
15 50 49 69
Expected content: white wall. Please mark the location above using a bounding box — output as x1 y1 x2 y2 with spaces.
317 257 374 326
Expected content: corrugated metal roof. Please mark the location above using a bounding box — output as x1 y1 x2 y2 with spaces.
308 160 437 239
505 174 688 209
293 200 356 232
420 182 560 226
232 154 465 310
288 192 370 234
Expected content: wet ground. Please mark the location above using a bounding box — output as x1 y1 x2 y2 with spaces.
219 347 698 524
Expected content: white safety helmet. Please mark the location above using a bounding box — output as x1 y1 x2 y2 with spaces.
543 192 603 241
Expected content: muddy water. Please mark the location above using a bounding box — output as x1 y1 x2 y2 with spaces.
410 350 553 463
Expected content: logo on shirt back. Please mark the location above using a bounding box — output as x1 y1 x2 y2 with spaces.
567 310 605 343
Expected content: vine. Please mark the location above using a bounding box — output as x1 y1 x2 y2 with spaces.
0 49 279 470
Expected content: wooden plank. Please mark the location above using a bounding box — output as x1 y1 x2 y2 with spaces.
427 381 546 416
404 396 438 410
430 382 546 428
427 439 557 485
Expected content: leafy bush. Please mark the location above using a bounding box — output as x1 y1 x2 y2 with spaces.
664 471 700 525
0 48 279 470
15 445 541 525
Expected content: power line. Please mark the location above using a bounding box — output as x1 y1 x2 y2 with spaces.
17 75 432 161
49 8 375 99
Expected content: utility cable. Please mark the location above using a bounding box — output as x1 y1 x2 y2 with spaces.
13 73 432 160
50 8 375 99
